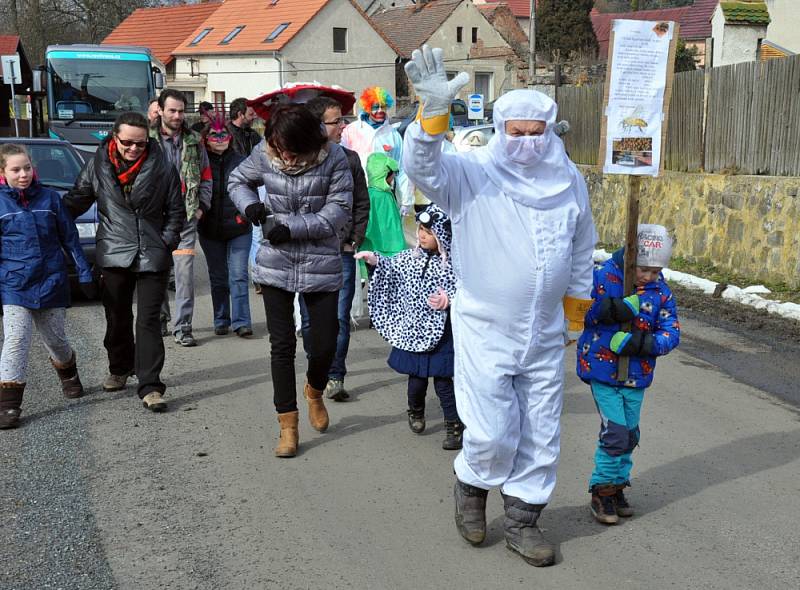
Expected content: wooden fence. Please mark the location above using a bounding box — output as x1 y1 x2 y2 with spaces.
555 54 800 176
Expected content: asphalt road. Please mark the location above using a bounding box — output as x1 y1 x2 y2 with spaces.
2 256 799 590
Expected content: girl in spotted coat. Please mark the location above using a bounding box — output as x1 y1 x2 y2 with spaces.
356 204 462 450
577 224 680 525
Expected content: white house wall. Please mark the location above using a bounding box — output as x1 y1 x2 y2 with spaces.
711 7 767 68
765 0 800 53
282 0 397 109
172 55 283 101
427 1 520 101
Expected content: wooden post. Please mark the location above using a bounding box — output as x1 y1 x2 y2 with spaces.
617 175 641 382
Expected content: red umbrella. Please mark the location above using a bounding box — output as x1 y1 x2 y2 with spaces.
247 83 356 121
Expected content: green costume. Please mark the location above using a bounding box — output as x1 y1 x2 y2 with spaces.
360 152 406 257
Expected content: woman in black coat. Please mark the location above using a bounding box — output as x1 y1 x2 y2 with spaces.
65 112 184 412
197 115 252 337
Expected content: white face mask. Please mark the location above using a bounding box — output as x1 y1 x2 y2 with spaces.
503 134 547 165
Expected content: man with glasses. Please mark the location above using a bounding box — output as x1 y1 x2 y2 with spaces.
341 86 412 217
303 96 370 401
151 89 213 347
65 112 184 411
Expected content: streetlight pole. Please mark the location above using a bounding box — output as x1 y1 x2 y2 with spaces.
528 0 536 88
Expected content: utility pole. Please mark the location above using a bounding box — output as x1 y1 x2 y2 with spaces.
528 0 536 87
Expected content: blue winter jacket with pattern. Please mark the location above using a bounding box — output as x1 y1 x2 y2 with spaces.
0 181 92 309
576 249 680 389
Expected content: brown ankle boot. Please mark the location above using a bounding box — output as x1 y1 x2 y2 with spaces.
0 382 25 429
51 353 84 399
304 383 329 432
275 411 299 458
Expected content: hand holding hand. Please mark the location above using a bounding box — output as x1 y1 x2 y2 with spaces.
427 287 449 311
404 45 470 118
354 251 378 266
244 202 268 226
266 224 291 245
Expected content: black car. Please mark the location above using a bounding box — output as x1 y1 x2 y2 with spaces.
0 137 98 288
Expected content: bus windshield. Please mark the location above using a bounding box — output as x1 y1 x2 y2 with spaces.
47 55 152 121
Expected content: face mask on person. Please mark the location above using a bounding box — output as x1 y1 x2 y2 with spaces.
503 134 548 165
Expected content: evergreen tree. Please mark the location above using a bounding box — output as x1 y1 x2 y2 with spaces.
674 39 699 72
536 0 598 58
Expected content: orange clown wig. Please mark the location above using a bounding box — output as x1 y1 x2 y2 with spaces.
358 86 394 113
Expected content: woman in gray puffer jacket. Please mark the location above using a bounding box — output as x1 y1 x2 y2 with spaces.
229 104 352 458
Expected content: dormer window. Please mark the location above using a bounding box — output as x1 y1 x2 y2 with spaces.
220 25 245 45
189 28 212 46
265 22 290 43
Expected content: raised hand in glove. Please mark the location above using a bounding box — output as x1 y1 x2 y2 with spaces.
609 330 654 357
597 294 640 324
244 202 268 226
354 251 378 266
399 205 412 217
79 281 98 300
266 224 291 245
427 288 450 311
404 45 469 133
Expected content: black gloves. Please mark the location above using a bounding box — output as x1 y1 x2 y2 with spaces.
610 330 655 357
79 281 98 300
244 202 268 226
266 224 291 245
597 294 639 324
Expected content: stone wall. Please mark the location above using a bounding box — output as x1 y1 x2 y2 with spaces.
579 166 800 287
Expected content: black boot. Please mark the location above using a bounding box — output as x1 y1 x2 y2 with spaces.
454 479 488 545
407 407 425 434
51 353 84 399
442 420 464 450
502 493 555 567
0 382 25 429
590 484 619 525
614 484 634 518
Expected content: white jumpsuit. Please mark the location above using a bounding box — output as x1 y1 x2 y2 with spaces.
402 122 596 504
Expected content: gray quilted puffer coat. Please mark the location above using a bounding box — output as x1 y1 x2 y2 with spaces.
228 141 353 292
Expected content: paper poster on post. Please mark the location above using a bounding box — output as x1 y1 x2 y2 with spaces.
602 19 675 177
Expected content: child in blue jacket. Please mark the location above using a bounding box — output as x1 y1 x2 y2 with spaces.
576 224 680 524
0 144 94 429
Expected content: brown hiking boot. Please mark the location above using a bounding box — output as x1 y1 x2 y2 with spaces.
0 382 25 429
614 484 634 517
275 411 299 458
304 383 329 432
51 353 84 399
502 493 556 567
103 371 132 392
590 484 619 525
454 479 488 545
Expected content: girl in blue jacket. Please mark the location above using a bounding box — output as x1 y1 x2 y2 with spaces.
576 225 680 525
0 144 93 429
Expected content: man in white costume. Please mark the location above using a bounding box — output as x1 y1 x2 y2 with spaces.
403 46 597 567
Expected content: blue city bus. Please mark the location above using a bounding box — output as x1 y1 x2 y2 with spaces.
44 45 164 154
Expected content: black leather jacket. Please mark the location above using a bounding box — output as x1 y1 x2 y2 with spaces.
65 137 185 273
198 148 250 242
226 122 262 157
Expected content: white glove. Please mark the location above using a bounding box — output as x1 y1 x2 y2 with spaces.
354 251 378 266
404 45 470 118
427 288 450 311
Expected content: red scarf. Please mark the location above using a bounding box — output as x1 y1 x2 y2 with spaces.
108 139 147 188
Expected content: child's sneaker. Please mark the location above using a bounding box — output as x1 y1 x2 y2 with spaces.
590 484 619 525
407 407 425 434
614 485 634 517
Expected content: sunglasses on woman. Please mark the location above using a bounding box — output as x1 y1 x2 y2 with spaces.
116 137 148 148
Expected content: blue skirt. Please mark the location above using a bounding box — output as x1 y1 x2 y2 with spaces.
387 319 454 378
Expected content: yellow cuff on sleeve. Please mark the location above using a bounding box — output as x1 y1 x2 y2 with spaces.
415 104 450 136
564 296 593 332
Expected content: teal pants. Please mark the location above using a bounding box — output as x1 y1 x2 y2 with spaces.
588 380 645 490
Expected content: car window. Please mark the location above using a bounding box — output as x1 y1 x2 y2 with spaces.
451 102 467 116
27 145 83 189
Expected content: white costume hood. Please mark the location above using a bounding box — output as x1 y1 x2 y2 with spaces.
477 89 577 210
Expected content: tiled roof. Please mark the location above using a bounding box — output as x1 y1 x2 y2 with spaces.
482 0 532 19
102 2 222 65
0 35 20 55
679 0 717 40
173 0 327 55
591 6 692 57
720 1 771 25
370 0 462 58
